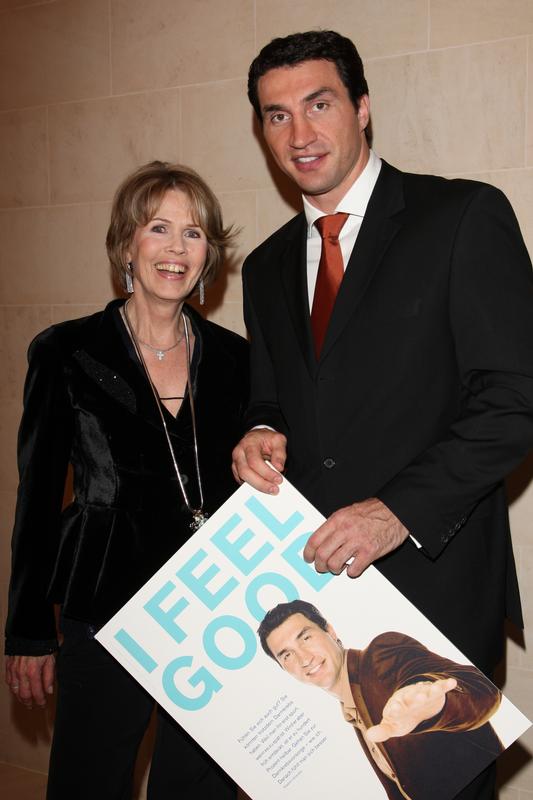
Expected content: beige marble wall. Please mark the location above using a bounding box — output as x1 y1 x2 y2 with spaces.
0 1 532 797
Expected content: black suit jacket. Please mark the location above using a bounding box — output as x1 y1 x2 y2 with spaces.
5 300 249 655
345 634 502 800
242 162 533 671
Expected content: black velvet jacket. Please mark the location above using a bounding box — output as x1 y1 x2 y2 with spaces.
5 300 249 656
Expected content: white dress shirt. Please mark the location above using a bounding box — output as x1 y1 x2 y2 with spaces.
303 149 382 309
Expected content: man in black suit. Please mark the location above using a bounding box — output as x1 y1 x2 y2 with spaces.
231 31 533 797
258 600 503 800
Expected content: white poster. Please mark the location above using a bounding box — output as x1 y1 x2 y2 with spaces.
96 478 530 800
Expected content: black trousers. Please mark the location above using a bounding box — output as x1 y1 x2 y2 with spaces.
46 623 236 800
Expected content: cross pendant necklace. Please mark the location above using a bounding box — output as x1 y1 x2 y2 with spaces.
137 335 183 361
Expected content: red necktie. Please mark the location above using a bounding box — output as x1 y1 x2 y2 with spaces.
311 212 349 358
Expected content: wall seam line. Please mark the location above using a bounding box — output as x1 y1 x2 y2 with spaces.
45 104 51 206
253 0 257 52
108 0 113 97
365 34 530 64
178 88 183 163
525 36 529 167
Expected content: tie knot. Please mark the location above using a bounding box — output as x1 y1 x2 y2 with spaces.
315 212 349 241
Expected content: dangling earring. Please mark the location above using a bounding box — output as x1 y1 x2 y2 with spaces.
198 277 205 306
125 262 134 294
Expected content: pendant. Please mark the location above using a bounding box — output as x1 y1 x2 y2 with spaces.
155 350 165 361
190 510 208 531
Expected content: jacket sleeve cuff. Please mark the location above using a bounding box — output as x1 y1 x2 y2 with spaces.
377 482 468 560
5 636 58 656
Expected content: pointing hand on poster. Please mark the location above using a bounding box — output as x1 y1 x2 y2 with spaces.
367 677 458 742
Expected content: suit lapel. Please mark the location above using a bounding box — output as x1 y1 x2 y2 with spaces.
320 162 406 362
279 214 318 377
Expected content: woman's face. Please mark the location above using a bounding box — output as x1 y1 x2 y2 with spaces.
126 188 208 305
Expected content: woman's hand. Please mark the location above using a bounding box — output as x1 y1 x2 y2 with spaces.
5 654 56 709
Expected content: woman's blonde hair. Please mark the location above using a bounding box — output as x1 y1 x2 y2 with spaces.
106 161 234 293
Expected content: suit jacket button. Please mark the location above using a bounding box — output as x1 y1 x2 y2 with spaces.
323 457 336 469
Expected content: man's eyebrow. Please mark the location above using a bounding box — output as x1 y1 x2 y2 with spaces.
276 625 312 658
303 86 336 103
262 87 336 116
262 102 286 115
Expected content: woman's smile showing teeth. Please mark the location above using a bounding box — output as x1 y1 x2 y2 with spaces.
155 263 185 274
126 188 208 302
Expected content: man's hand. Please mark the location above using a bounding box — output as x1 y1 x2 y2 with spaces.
232 428 287 493
303 498 409 577
5 654 56 709
367 678 458 742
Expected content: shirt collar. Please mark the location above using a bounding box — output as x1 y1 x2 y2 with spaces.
303 149 382 236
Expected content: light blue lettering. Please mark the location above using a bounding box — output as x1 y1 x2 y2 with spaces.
245 571 299 621
176 548 239 611
211 513 274 576
162 656 222 711
114 628 157 673
203 615 257 670
144 581 189 644
245 496 304 541
282 533 334 591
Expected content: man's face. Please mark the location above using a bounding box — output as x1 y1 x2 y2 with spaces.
266 613 344 695
257 59 370 213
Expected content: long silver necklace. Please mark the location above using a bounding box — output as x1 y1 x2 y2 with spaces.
123 301 208 531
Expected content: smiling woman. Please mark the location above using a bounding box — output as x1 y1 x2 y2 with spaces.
105 163 231 419
126 189 209 307
4 161 248 800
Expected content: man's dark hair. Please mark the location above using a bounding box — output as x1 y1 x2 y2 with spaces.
257 599 329 660
247 30 368 120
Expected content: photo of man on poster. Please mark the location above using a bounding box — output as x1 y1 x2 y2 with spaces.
258 599 503 800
